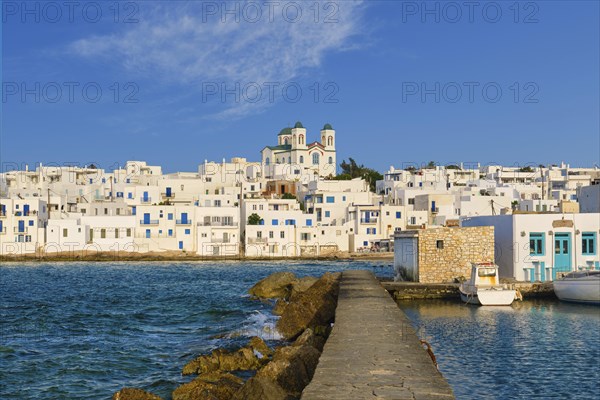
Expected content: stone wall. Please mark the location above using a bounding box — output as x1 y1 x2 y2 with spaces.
417 226 494 283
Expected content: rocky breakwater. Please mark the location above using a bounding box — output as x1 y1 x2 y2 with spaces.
112 271 340 400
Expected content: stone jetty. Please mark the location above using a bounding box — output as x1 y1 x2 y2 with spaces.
301 270 454 399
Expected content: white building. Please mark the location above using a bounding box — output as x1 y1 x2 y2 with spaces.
461 213 600 282
261 122 337 179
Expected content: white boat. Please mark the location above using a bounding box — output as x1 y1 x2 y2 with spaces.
553 270 600 305
459 263 517 306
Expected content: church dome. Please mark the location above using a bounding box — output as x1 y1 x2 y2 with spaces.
294 121 304 128
323 123 333 130
278 127 292 136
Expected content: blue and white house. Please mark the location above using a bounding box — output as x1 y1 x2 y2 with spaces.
461 213 600 282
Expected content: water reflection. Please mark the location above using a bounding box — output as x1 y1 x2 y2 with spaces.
400 300 600 399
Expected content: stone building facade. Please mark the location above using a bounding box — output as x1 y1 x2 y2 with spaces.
394 226 495 283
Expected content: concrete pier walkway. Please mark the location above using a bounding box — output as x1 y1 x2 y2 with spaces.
301 270 455 400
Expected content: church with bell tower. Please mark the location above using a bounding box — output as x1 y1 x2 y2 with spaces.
261 122 337 179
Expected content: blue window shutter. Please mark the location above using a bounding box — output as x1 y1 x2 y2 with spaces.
306 219 312 226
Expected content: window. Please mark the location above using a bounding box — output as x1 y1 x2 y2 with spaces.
128 193 133 199
301 233 310 241
115 229 119 239
168 213 173 220
363 241 368 246
127 228 131 237
306 219 312 226
326 196 335 203
101 229 106 239
63 228 68 237
328 156 333 164
410 217 416 225
29 220 34 226
312 153 320 165
325 211 330 218
185 229 191 235
269 231 274 239
265 157 270 165
280 231 285 239
582 232 596 255
408 198 415 205
328 136 333 146
299 156 304 163
168 229 173 237
257 231 262 238
396 212 401 218
342 196 346 201
436 240 444 249
272 219 279 226
529 233 545 255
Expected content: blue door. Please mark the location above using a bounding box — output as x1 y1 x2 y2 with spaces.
181 213 188 224
178 241 183 250
18 220 25 233
23 204 30 216
143 213 150 225
166 187 172 197
431 201 436 212
143 191 149 202
554 233 572 279
132 206 136 216
145 229 151 239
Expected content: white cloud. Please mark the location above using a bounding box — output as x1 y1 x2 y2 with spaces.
68 1 366 118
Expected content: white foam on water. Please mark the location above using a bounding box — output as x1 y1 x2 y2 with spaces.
230 310 283 341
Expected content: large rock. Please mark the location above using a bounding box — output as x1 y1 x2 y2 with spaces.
112 388 162 400
248 336 273 359
292 328 326 352
276 272 340 340
290 276 318 299
248 272 297 299
172 372 243 400
231 376 291 400
182 347 260 375
272 299 288 316
256 344 321 397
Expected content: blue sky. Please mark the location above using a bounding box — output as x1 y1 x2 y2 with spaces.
1 0 599 173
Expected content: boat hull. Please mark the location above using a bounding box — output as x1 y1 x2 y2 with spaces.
459 287 515 306
554 277 600 305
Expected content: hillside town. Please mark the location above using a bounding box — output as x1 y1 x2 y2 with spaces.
1 122 599 282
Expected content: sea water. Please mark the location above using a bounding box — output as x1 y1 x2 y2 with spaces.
0 260 392 399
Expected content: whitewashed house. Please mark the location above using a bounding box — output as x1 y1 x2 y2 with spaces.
461 213 600 282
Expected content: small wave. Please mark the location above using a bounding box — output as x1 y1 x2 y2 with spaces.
228 310 282 341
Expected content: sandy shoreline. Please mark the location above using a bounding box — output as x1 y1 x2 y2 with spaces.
0 251 394 263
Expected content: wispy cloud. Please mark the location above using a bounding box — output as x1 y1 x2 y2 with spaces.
68 1 366 119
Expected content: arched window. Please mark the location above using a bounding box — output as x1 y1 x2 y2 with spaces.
288 157 291 164
299 155 304 163
328 156 333 164
265 157 270 165
276 158 279 164
299 134 304 144
312 153 320 165
328 136 333 146
284 138 288 145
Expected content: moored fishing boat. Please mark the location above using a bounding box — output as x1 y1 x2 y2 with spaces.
459 263 517 306
553 270 600 304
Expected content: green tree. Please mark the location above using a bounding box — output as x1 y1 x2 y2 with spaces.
281 193 296 200
336 158 383 192
247 213 263 225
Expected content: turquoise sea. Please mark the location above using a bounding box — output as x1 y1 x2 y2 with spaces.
1 261 599 399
